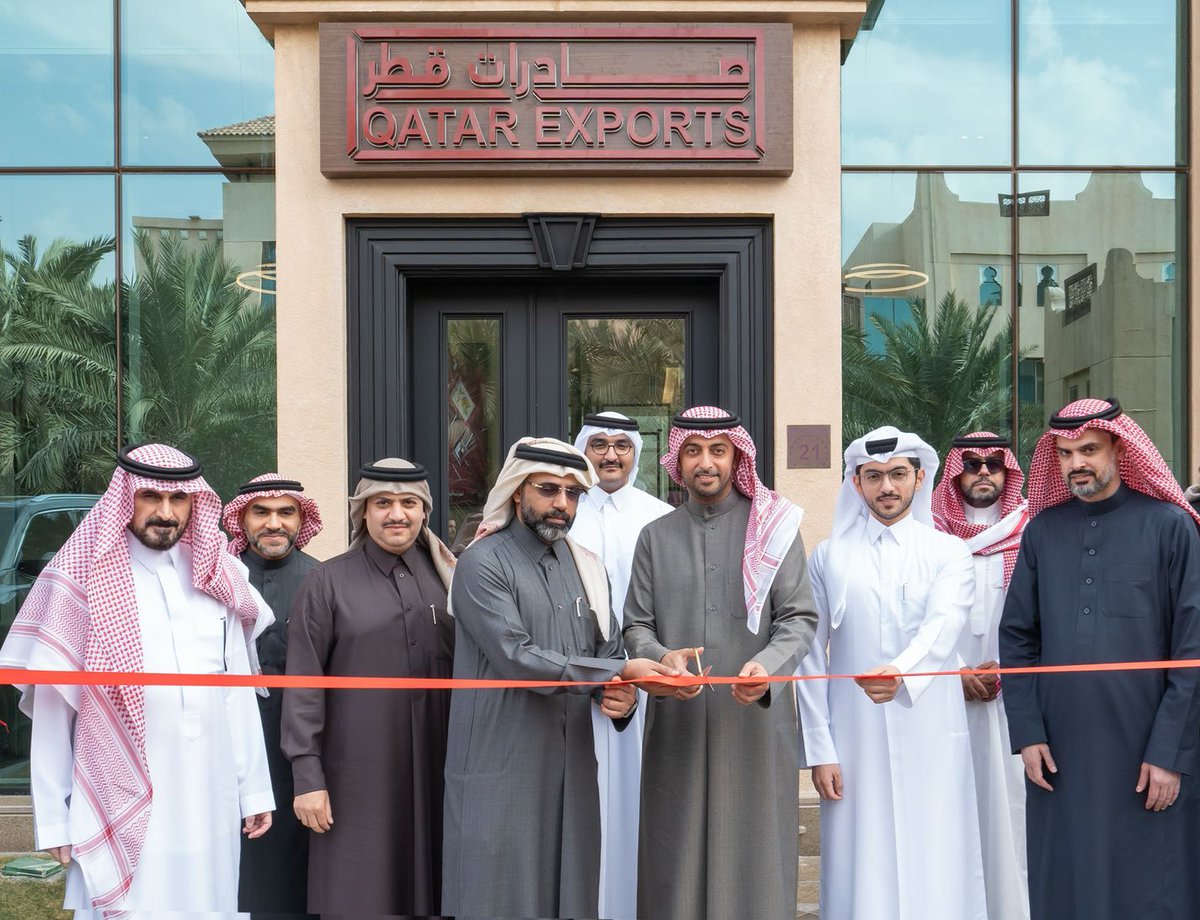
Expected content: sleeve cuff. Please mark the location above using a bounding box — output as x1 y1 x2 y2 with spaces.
34 822 71 851
240 790 276 819
291 754 327 795
800 727 838 768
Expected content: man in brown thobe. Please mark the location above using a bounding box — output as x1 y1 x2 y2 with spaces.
282 459 456 918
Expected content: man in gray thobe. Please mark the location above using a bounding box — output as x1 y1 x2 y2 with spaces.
224 474 323 919
442 437 676 920
624 406 818 920
283 459 457 919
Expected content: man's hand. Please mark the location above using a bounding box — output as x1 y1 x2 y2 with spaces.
659 647 706 701
294 790 334 833
601 677 637 720
811 764 843 801
731 660 769 705
961 661 1000 702
243 811 272 839
1021 744 1056 792
621 657 682 694
855 665 902 703
45 846 71 866
1137 762 1181 812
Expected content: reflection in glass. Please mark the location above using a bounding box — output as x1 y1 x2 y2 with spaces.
567 317 685 502
841 172 1014 455
446 318 500 550
121 0 274 166
1018 0 1179 166
1018 171 1183 474
841 0 1010 166
0 2 114 166
122 175 277 497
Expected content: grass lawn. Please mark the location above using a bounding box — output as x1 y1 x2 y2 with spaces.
0 875 68 920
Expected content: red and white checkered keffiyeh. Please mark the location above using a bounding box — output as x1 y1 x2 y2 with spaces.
662 406 803 635
1027 398 1200 524
0 444 262 916
932 432 1029 587
222 473 323 556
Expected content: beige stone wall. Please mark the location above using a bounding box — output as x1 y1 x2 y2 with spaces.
268 19 846 559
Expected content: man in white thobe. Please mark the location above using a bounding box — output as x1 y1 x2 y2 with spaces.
570 411 672 920
0 444 274 918
932 432 1030 920
796 427 986 920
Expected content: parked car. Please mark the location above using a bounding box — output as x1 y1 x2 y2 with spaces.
0 494 99 783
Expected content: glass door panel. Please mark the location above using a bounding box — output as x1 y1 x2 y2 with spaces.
445 317 501 550
567 316 686 502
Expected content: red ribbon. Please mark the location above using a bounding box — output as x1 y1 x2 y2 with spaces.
1 660 1198 691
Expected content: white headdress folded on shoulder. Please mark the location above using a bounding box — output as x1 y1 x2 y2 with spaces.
824 426 939 630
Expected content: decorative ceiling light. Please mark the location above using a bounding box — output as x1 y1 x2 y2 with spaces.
235 262 277 296
842 262 929 295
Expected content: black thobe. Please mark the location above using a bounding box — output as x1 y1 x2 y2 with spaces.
442 522 630 920
283 537 453 919
1000 485 1200 920
239 547 319 919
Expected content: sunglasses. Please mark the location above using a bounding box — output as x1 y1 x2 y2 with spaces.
962 457 1005 474
527 482 588 502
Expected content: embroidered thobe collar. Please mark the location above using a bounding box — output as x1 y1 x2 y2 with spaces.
1076 482 1130 516
684 490 741 521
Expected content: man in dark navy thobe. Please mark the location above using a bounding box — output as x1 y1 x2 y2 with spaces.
1000 397 1200 920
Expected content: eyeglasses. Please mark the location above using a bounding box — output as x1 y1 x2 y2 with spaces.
527 482 588 502
859 467 914 487
962 457 1005 475
587 439 634 456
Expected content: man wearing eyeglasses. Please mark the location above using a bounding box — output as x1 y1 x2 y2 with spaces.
442 437 676 920
570 411 673 920
931 433 1030 920
796 426 987 920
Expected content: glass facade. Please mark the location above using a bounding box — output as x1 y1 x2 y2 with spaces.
841 0 1188 473
0 0 275 792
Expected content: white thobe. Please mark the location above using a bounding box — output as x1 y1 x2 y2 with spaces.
31 533 275 919
796 514 987 920
957 503 1030 920
570 481 672 920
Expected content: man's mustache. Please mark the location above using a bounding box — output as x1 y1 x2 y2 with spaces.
145 517 180 528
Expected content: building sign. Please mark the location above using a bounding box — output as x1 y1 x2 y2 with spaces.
319 24 792 176
1063 263 1097 325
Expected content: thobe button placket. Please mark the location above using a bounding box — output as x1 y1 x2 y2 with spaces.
1083 607 1091 615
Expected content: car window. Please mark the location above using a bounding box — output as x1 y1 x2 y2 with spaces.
17 511 77 575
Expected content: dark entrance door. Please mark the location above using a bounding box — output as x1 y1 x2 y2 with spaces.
410 276 719 544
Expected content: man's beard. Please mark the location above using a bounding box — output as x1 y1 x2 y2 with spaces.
520 502 572 543
962 480 1001 509
869 491 914 522
1066 461 1117 498
688 467 728 498
130 516 187 550
251 530 297 559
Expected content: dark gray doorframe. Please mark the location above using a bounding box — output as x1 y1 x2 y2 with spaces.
345 217 775 494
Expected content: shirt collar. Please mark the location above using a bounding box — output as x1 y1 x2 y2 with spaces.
585 480 637 512
508 518 572 563
126 528 184 572
362 534 415 575
865 511 918 545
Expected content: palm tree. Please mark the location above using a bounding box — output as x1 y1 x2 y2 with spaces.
842 291 1015 464
0 231 277 499
0 234 118 494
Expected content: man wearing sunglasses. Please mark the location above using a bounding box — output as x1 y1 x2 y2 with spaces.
569 411 672 920
442 437 676 920
932 433 1031 920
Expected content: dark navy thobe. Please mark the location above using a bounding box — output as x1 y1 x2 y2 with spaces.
238 546 319 919
1000 485 1200 920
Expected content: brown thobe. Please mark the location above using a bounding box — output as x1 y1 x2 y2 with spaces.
282 537 453 918
623 491 818 920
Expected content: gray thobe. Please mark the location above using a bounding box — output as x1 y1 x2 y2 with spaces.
239 547 318 919
624 491 818 920
1000 485 1200 920
283 537 453 918
442 521 629 920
